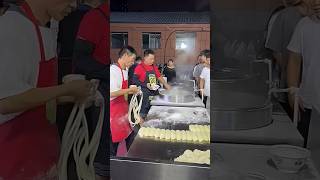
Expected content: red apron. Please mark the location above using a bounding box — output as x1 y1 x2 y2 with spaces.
110 63 132 143
0 2 60 179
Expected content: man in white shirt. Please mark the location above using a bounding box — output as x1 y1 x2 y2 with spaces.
110 46 139 156
266 0 310 119
110 47 138 100
199 50 211 109
287 0 320 147
0 0 92 178
193 50 209 88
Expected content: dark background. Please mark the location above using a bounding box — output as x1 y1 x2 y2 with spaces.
110 0 210 12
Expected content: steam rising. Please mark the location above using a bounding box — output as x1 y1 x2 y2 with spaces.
173 50 195 82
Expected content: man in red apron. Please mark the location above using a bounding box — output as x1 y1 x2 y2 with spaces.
133 49 172 121
110 46 139 156
0 0 93 179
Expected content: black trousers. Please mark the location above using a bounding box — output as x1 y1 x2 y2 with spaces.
298 108 312 148
199 92 208 107
110 125 140 156
279 101 293 121
140 92 153 119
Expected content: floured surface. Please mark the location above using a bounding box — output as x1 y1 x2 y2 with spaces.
150 96 205 107
143 106 210 130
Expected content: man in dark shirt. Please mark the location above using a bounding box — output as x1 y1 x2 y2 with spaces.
127 56 142 131
57 1 108 180
133 50 171 121
73 2 109 179
128 56 142 86
57 0 102 83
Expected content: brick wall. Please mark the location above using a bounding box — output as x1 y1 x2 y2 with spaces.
110 23 210 65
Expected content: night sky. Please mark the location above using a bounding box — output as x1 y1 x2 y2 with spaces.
110 0 210 12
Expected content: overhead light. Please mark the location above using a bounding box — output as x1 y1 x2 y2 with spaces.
181 42 187 49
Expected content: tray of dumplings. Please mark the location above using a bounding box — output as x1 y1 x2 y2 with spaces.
143 106 210 130
127 135 210 167
125 125 210 167
138 125 210 143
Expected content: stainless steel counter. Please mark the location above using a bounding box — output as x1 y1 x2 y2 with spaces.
111 137 210 180
111 158 210 180
212 114 304 146
111 104 210 180
212 101 304 147
151 96 205 107
212 143 320 180
127 137 210 163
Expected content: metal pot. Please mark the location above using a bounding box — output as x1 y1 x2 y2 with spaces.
212 67 270 109
159 87 195 103
170 80 195 91
212 103 273 130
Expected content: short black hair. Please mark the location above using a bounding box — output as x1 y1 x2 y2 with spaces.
168 59 174 62
200 49 210 59
135 56 142 62
144 49 155 57
118 46 136 58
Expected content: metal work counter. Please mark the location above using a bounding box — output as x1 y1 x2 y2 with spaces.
212 104 304 146
127 137 210 163
111 104 210 180
144 106 210 129
151 96 205 107
111 157 210 180
212 143 320 180
111 137 210 180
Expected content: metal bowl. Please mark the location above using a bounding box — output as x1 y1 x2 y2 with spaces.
212 70 270 109
159 88 195 103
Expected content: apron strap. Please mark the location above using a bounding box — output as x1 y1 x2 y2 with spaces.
116 63 127 90
20 2 46 62
116 63 125 82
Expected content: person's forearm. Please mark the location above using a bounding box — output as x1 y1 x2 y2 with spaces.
110 89 130 98
132 74 143 87
73 39 108 81
273 52 283 68
158 76 166 85
195 77 200 88
287 52 302 109
0 85 70 115
287 53 301 88
158 77 170 89
200 78 205 90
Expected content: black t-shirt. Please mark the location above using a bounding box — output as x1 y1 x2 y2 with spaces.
128 63 138 86
57 4 92 58
57 4 92 83
163 66 176 83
